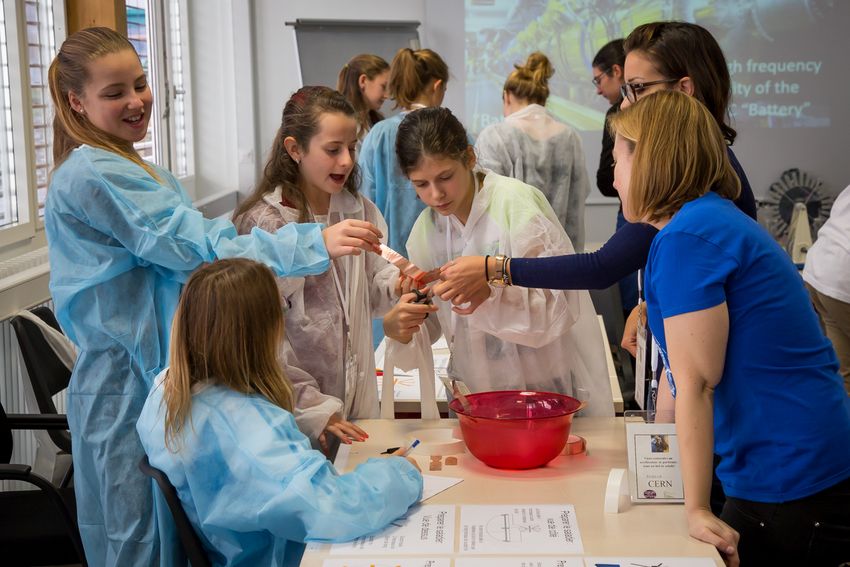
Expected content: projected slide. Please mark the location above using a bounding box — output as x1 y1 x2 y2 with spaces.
465 0 843 136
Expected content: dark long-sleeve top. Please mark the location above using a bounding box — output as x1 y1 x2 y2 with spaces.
511 147 757 290
596 104 620 199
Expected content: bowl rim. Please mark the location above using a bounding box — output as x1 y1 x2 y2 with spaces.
448 389 584 421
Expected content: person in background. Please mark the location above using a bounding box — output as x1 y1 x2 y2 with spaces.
591 38 637 312
611 89 850 567
336 54 390 145
137 258 422 567
358 47 449 253
233 86 435 453
45 28 381 566
803 183 850 394
475 52 590 252
390 107 613 416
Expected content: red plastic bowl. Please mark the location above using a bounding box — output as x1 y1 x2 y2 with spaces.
449 390 582 469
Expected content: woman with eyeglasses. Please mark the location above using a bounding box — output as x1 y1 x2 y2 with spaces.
436 21 756 319
591 39 639 317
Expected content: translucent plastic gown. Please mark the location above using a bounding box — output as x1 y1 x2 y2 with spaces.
404 170 613 416
137 373 422 566
44 146 331 566
475 104 591 252
234 188 399 441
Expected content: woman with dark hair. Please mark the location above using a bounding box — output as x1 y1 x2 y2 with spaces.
436 21 757 331
592 38 638 312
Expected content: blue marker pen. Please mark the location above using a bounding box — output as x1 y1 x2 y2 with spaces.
400 439 420 457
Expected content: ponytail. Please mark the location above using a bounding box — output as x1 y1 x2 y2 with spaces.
388 48 449 109
503 51 554 106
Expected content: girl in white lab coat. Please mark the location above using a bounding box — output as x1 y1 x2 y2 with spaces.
233 86 434 452
391 107 613 416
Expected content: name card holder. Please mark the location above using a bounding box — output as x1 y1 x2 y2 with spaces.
624 412 684 504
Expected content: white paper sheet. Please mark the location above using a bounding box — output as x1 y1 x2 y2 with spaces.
459 505 583 555
584 559 718 567
322 559 451 567
455 558 584 567
420 474 463 502
329 505 455 555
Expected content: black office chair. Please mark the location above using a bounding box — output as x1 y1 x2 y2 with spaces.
11 306 74 486
139 456 211 567
0 400 86 566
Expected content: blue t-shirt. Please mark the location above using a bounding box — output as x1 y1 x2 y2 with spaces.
645 192 850 503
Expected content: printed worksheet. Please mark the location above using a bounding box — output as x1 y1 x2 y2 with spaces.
455 557 584 567
420 474 463 502
459 505 583 554
584 558 718 567
329 505 455 555
322 559 450 567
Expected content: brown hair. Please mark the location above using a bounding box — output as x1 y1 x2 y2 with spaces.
608 90 740 222
336 54 389 135
388 48 449 110
163 258 292 450
503 52 554 105
396 107 470 175
624 21 736 144
233 86 360 223
48 27 159 179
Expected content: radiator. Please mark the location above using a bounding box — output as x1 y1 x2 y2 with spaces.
0 299 68 491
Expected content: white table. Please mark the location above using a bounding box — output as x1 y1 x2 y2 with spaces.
300 417 722 566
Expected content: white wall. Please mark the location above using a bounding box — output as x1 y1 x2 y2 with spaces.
251 0 426 186
186 0 256 202
247 0 618 244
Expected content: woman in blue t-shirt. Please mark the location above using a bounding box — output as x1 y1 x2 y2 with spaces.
609 90 850 566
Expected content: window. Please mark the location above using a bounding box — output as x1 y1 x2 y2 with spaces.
0 0 62 247
0 0 193 249
0 2 19 229
25 0 56 216
126 0 193 177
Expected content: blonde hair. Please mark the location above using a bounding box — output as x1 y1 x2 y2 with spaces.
48 27 159 180
504 52 554 105
608 90 740 222
389 48 449 110
337 54 389 135
163 259 293 450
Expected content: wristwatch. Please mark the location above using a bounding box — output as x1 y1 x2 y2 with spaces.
488 254 511 287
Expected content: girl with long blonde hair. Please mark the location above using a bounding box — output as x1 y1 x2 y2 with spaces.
137 259 421 566
45 27 382 566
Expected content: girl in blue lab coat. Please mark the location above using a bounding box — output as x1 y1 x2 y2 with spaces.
45 27 382 566
137 258 421 566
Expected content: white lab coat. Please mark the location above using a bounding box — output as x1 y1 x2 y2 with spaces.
404 170 613 416
476 104 591 251
235 188 399 440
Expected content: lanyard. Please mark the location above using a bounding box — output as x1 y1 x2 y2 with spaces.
443 172 481 345
308 206 351 331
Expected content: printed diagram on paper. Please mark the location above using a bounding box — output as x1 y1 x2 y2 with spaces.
322 558 451 567
329 505 454 556
460 505 583 554
455 557 584 567
583 558 718 567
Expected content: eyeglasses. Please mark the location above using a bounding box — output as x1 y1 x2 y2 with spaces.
591 68 610 87
620 78 680 104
